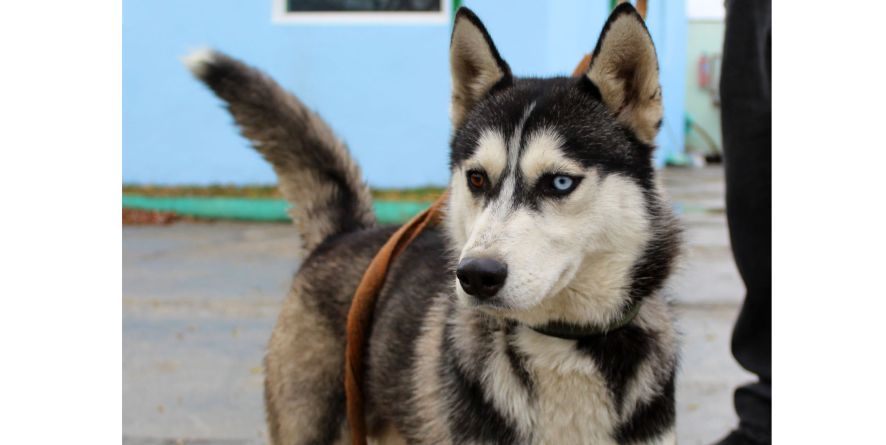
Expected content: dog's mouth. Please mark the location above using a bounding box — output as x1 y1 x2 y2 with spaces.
470 295 510 311
456 287 546 320
455 285 512 313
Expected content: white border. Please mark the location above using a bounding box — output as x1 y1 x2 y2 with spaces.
1 0 121 443
774 1 886 442
272 0 451 25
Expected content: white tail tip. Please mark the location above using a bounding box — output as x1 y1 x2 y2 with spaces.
181 48 217 78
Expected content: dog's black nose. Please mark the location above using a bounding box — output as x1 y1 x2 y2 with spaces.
456 258 508 299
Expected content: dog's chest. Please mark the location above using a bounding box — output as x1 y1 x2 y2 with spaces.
517 334 620 445
531 368 619 444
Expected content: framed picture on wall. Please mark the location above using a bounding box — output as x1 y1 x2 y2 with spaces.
274 0 451 24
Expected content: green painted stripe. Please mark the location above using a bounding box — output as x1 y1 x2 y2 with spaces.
122 195 432 224
372 200 433 224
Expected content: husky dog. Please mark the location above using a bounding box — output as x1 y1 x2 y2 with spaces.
187 4 680 444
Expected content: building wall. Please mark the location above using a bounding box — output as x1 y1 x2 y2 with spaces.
123 0 686 187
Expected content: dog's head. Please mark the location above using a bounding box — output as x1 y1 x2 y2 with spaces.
445 5 678 328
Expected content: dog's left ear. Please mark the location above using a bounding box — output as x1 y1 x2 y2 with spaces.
586 4 662 144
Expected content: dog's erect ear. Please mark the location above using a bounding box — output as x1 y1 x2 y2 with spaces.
586 3 662 144
450 7 512 129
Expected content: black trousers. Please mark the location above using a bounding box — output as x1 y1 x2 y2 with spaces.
720 0 771 442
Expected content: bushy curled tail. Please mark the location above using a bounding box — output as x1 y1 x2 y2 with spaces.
184 50 376 254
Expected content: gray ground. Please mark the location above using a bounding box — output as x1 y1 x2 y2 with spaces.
123 165 754 445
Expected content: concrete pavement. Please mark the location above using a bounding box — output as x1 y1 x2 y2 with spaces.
123 165 754 444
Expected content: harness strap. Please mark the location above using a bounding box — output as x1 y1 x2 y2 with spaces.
344 193 447 445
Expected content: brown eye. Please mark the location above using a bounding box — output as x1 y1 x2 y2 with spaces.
468 171 486 191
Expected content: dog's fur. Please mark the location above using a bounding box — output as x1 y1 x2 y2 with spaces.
187 4 681 444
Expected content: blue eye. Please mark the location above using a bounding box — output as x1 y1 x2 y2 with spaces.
541 174 581 197
552 175 574 191
537 173 583 198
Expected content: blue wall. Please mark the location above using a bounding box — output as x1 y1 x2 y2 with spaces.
123 0 685 187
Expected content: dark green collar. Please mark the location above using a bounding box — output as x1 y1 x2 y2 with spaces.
529 300 643 340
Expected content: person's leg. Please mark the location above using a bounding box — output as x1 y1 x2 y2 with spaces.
716 0 772 444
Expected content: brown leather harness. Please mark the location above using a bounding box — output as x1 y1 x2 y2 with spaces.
344 194 448 445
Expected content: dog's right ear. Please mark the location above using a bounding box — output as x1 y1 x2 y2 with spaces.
450 7 512 129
